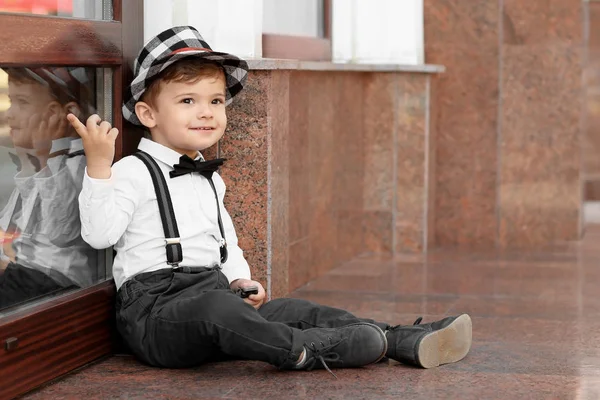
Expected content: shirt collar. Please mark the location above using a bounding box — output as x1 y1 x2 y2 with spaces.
137 137 204 167
50 137 74 154
68 138 83 154
48 137 84 155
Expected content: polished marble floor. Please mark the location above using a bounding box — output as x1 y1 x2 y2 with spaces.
23 227 600 399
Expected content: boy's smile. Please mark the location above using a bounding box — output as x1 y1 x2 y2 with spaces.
139 75 227 158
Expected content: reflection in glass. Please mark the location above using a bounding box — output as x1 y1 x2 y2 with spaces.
0 0 111 20
0 66 109 314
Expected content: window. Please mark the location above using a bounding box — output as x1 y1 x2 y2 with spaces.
332 0 424 64
263 0 326 38
0 2 144 398
146 0 424 65
262 0 332 61
0 66 110 319
0 0 109 19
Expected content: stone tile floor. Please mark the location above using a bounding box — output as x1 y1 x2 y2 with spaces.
23 227 600 399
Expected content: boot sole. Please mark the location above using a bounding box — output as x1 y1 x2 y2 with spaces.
370 324 389 365
417 314 472 369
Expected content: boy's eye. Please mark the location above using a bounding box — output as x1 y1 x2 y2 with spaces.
181 98 194 104
212 98 224 105
9 97 28 106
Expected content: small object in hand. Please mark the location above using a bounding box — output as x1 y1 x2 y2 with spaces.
237 286 259 298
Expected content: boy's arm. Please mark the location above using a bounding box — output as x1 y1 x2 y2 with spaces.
32 159 79 245
35 155 91 247
79 157 140 249
213 174 252 283
68 113 135 249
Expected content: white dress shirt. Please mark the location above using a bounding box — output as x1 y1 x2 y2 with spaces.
79 138 251 290
0 138 98 287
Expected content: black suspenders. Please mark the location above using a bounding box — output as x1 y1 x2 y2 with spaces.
133 151 228 267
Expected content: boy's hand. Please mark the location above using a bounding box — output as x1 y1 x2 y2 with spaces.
230 279 266 309
67 114 118 179
32 109 69 159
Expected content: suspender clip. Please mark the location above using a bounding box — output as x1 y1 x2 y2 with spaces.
165 237 181 245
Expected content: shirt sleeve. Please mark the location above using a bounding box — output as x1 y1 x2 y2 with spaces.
13 167 42 233
213 173 252 283
14 170 37 201
78 157 142 249
32 156 82 246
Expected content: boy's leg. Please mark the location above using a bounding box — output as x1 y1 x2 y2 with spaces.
117 268 387 371
0 262 65 309
117 268 302 368
258 297 389 331
258 297 472 369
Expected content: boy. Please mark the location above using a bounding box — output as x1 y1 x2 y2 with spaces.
69 26 472 374
0 67 98 310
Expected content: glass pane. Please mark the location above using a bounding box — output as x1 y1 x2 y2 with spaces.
263 0 325 38
0 65 112 316
0 0 112 20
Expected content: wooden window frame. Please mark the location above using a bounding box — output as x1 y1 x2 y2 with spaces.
0 1 144 398
262 0 332 61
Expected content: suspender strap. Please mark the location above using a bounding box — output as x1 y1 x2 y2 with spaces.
134 151 183 266
204 174 228 264
134 151 229 266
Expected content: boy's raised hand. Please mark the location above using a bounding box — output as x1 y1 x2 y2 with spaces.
67 114 118 179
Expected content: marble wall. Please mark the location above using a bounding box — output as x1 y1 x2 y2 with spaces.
213 71 290 298
425 0 584 249
213 0 585 296
219 70 436 294
585 2 600 200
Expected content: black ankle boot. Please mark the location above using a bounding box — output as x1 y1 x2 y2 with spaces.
297 322 388 376
385 314 472 368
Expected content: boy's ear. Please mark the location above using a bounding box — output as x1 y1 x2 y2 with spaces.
62 101 82 119
46 101 63 116
135 101 157 129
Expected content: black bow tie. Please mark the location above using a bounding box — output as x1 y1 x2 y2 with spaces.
170 155 226 179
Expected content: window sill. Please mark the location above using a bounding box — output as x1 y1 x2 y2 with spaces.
246 58 445 73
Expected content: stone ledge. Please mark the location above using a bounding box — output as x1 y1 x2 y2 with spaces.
246 58 446 73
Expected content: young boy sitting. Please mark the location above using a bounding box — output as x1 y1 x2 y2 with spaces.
68 26 472 374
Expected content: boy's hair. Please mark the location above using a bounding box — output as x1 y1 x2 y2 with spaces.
7 68 76 107
141 59 225 109
5 67 95 119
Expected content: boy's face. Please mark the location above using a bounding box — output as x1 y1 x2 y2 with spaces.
146 74 227 157
6 79 57 148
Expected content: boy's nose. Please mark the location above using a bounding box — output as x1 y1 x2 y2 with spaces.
197 105 213 119
5 105 15 122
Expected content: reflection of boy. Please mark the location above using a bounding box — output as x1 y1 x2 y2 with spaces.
0 67 98 310
72 26 472 374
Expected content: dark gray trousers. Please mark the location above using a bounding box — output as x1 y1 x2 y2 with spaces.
115 266 388 369
0 262 72 310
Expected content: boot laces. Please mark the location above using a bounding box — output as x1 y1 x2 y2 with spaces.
304 336 345 378
388 316 424 332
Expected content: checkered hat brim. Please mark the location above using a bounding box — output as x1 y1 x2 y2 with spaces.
122 26 248 126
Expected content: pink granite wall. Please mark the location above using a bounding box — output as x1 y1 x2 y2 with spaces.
218 71 290 298
425 0 584 249
220 70 436 295
585 2 600 200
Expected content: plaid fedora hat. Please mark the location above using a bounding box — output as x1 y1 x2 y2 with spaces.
122 26 248 126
